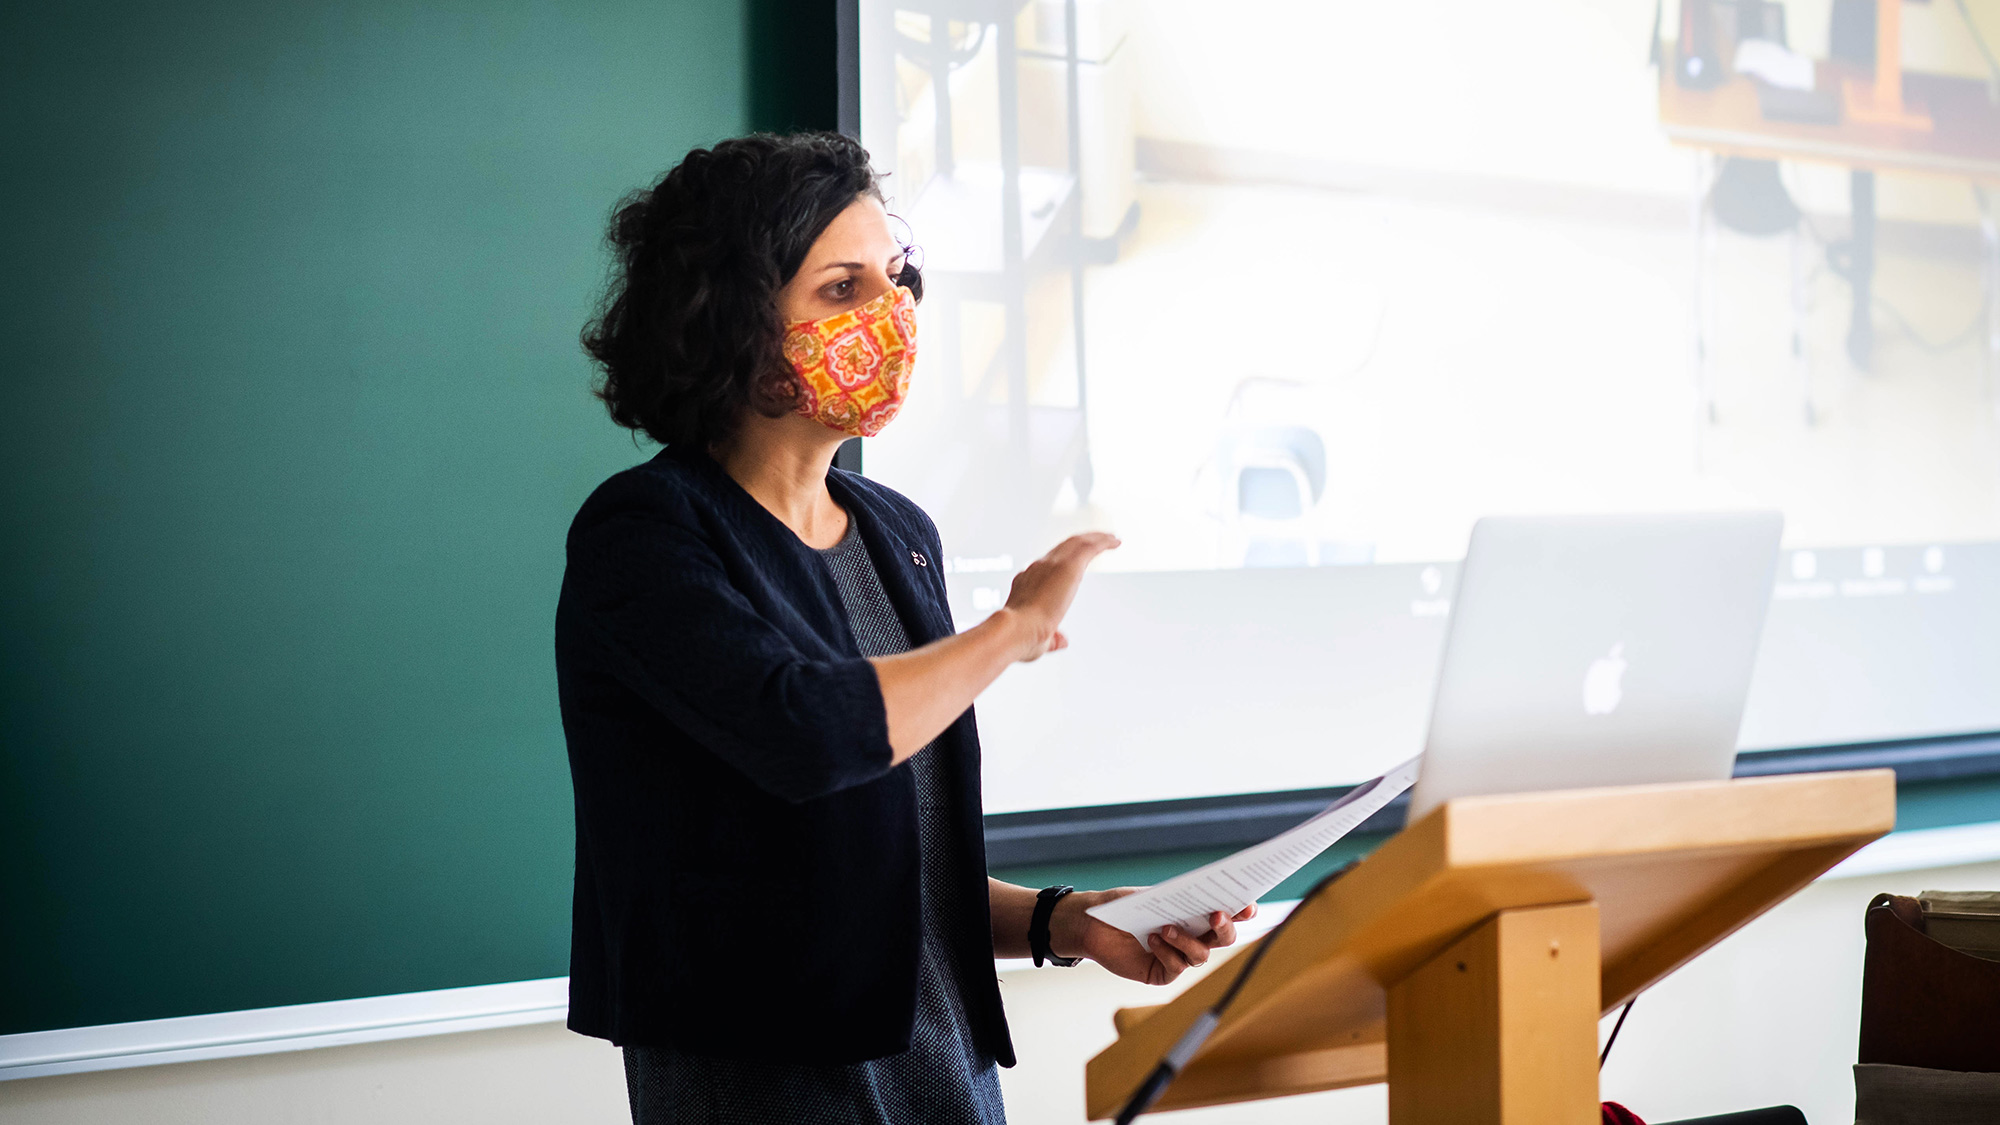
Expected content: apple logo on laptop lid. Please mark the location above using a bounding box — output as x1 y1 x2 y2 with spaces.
1583 643 1628 716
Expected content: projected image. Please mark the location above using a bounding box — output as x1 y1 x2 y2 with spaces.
857 0 2000 811
860 0 2000 575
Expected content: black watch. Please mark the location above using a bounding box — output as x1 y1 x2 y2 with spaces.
1030 885 1082 967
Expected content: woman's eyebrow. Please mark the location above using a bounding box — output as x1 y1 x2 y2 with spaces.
813 252 903 275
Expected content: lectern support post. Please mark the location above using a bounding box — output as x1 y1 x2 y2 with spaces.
1387 901 1601 1125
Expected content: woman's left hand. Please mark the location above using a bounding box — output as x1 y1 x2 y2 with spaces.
1051 888 1257 986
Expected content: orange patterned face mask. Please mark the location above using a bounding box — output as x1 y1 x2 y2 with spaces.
782 285 919 438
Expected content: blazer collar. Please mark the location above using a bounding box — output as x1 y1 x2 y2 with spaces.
656 448 954 651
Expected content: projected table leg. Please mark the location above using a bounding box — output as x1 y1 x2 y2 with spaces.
1386 901 1601 1125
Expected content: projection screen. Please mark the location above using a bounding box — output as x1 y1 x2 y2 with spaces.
853 0 2000 814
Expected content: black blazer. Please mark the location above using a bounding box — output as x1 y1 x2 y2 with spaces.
554 446 1014 1067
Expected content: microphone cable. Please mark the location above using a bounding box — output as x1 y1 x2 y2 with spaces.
1113 860 1359 1125
1599 996 1637 1069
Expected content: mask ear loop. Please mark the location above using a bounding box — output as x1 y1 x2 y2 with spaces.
887 212 924 299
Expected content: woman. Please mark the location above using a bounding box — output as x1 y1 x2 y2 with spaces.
556 132 1252 1124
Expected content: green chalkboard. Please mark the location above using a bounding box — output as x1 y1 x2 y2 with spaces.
0 0 832 1036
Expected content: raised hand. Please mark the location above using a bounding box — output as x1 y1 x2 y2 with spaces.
1002 532 1120 662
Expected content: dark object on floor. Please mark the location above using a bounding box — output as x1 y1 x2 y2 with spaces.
1658 1107 1806 1125
1855 1062 2000 1125
1854 893 2000 1122
1859 893 2000 1073
1708 158 1802 236
1603 1101 1647 1124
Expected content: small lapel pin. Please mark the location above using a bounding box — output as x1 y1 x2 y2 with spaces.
910 550 928 567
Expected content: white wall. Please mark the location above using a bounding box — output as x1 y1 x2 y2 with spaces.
6 856 1997 1125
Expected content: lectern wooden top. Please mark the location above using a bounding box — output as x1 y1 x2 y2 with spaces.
1085 770 1896 1119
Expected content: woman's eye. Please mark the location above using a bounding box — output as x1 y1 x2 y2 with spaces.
828 279 853 300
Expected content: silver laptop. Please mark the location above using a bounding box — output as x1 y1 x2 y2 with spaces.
1406 511 1784 821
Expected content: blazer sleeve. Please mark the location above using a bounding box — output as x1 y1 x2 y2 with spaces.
563 506 895 804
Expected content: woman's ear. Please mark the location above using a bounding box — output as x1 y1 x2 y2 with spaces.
747 355 805 420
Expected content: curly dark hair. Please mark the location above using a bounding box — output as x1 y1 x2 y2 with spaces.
581 132 922 450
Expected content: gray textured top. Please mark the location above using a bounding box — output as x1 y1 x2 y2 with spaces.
621 517 1006 1125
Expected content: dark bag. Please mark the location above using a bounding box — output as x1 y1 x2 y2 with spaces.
1858 893 2000 1073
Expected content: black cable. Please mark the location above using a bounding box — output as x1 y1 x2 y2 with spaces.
1113 861 1359 1125
1870 295 1987 355
1795 208 1988 356
1599 997 1637 1069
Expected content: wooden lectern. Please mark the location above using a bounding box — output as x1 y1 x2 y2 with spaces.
1085 770 1896 1123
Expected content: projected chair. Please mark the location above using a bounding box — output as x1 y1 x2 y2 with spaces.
1206 425 1378 569
1681 1 1819 428
1203 375 1371 568
1231 428 1324 521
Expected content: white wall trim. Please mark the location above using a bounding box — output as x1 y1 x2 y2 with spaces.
10 822 2000 1083
1823 819 2000 880
0 978 568 1081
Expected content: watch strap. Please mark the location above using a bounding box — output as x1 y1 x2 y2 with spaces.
1031 885 1081 967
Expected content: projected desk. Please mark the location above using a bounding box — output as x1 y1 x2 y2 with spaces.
1659 62 2000 178
1657 59 2000 423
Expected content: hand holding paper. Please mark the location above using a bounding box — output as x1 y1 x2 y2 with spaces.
1085 756 1422 951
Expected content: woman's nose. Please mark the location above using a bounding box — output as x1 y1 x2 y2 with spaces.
855 270 899 305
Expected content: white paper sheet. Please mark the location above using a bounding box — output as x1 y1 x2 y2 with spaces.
1084 755 1422 950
